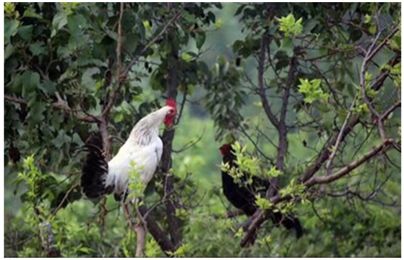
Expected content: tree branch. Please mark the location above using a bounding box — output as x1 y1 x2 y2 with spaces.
300 53 400 183
276 54 296 172
243 34 400 245
305 139 394 186
325 95 358 175
137 205 175 255
135 222 146 257
258 36 279 129
367 26 399 62
101 3 125 117
381 100 401 121
101 10 182 117
242 139 396 246
359 31 386 140
175 91 187 125
268 53 297 197
160 46 182 249
39 221 61 257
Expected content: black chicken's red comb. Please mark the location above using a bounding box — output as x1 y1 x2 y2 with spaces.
219 144 232 155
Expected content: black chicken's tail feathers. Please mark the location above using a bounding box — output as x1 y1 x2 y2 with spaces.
271 212 303 238
81 133 114 199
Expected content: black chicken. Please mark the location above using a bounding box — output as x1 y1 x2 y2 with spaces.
219 143 303 238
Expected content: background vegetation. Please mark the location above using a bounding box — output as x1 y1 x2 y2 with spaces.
4 2 401 257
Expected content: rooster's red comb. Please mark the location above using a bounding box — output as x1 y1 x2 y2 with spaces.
166 98 176 108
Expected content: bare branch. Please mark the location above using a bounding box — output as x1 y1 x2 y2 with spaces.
258 36 279 128
4 94 26 105
39 221 61 257
134 206 147 257
115 3 124 82
101 3 125 117
325 95 358 175
175 91 187 125
381 100 401 121
239 126 274 163
135 222 146 257
305 139 394 186
172 132 203 153
276 55 296 171
240 194 289 247
367 26 399 62
137 205 175 255
359 31 387 140
51 183 79 215
160 42 182 248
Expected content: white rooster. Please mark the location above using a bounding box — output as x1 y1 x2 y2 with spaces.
81 98 177 201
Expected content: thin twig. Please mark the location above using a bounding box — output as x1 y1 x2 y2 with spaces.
172 132 204 153
359 31 387 140
257 36 279 129
305 139 394 186
325 95 358 175
175 91 187 125
381 100 401 121
51 183 79 215
121 11 182 78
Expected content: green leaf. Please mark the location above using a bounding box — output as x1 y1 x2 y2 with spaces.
277 13 303 37
364 14 372 24
215 18 223 29
298 78 329 104
5 44 15 60
279 178 305 198
281 37 294 57
255 194 272 210
22 6 43 19
28 102 46 123
39 80 57 95
368 24 377 35
71 133 84 146
196 32 206 49
266 166 282 178
4 3 16 16
81 67 100 89
67 14 86 40
29 41 47 56
113 112 124 123
52 130 71 149
51 11 68 37
181 52 196 62
4 19 20 44
20 71 41 98
168 243 190 257
18 25 33 41
389 32 401 51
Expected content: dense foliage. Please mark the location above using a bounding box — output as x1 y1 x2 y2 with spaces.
4 3 401 257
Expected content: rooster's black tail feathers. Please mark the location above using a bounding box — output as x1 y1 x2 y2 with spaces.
81 134 113 199
271 212 303 238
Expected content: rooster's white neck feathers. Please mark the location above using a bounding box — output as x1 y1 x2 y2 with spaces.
128 106 171 146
